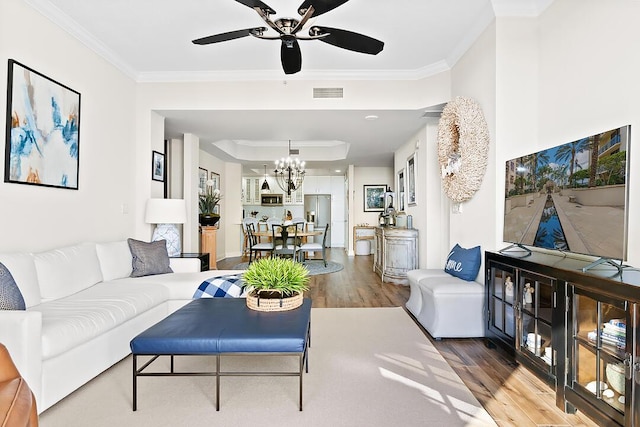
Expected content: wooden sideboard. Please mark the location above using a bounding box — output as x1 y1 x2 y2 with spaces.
200 226 217 270
373 227 418 285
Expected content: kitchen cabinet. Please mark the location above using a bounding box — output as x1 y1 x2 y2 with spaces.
284 186 303 205
485 250 640 426
242 177 261 205
303 176 331 194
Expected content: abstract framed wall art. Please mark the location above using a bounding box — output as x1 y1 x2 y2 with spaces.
4 60 81 189
363 184 385 212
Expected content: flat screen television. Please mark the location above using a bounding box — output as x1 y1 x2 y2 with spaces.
503 125 630 269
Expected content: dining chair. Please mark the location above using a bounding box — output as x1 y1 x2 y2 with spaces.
272 224 300 260
242 217 259 257
292 217 307 231
266 218 282 230
247 223 274 264
298 223 329 266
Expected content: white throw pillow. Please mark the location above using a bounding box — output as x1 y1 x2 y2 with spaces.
0 252 40 308
35 243 103 302
96 241 133 281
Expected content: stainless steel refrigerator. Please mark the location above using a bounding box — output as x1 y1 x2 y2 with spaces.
304 194 331 247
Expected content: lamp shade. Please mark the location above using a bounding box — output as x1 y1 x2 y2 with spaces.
145 199 187 224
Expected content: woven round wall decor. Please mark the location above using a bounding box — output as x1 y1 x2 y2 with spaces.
437 96 490 203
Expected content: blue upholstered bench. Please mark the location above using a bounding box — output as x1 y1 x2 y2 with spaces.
130 298 312 411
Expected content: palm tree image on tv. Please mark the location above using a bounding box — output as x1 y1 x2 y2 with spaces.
503 126 629 260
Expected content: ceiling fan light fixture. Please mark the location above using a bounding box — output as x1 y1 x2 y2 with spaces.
193 0 384 75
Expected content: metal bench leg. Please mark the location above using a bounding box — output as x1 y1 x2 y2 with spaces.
299 354 304 411
216 355 220 411
132 355 137 411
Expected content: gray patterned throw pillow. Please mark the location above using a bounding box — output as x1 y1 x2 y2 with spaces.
0 262 26 310
127 238 173 278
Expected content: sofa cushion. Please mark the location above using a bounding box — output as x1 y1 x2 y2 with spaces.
96 241 133 281
127 239 172 278
35 243 103 302
0 253 40 308
117 270 244 300
444 244 481 281
0 263 25 310
37 280 170 359
419 276 484 295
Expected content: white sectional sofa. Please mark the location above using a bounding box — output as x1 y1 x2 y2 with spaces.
0 240 241 413
406 269 485 339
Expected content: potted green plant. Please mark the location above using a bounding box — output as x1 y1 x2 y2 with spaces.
242 257 310 311
199 179 221 226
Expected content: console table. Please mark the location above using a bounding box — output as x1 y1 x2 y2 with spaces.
373 227 418 285
485 250 640 427
200 226 217 270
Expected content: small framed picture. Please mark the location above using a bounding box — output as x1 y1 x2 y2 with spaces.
152 151 165 182
211 172 220 191
199 167 208 193
363 185 386 212
407 153 417 206
397 169 405 211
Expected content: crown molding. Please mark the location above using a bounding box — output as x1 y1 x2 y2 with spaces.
491 0 555 17
136 60 452 83
25 0 139 80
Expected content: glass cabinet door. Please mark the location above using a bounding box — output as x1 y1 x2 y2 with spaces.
568 285 630 425
519 270 555 373
488 262 517 345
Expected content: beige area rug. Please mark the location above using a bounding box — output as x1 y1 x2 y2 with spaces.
40 308 496 427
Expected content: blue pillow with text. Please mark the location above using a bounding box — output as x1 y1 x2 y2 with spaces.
444 244 481 281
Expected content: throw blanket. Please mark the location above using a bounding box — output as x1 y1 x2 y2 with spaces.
193 274 246 298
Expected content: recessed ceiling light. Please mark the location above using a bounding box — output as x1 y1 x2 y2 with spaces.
365 115 378 121
335 169 341 173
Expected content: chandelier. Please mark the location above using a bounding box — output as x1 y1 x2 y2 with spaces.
274 140 306 195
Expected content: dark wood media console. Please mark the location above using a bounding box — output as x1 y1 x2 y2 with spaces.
485 250 640 427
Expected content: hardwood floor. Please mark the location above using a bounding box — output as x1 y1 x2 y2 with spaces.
217 249 598 427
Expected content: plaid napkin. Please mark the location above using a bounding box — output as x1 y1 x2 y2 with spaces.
193 274 246 298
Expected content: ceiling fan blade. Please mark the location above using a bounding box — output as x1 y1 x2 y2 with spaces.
280 37 302 74
192 28 264 45
312 26 384 54
298 0 349 17
235 0 276 15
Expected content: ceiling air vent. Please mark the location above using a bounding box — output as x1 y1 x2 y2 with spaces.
313 87 344 99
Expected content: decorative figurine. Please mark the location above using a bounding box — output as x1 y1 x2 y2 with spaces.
523 282 534 304
505 276 513 297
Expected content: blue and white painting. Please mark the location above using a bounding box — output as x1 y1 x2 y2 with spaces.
5 60 80 189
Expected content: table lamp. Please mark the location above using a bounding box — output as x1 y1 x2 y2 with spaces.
145 199 187 257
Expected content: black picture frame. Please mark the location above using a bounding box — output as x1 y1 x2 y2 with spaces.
364 184 386 212
152 151 165 182
407 153 417 206
5 59 81 189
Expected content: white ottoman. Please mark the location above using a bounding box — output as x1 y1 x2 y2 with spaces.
406 269 485 339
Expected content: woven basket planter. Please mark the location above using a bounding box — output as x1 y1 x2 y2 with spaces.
246 290 303 312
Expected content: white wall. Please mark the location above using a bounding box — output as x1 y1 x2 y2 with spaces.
0 0 137 252
536 0 640 264
395 123 449 269
447 20 498 283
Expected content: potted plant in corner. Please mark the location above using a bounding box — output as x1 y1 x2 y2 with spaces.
199 179 221 226
242 257 310 311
